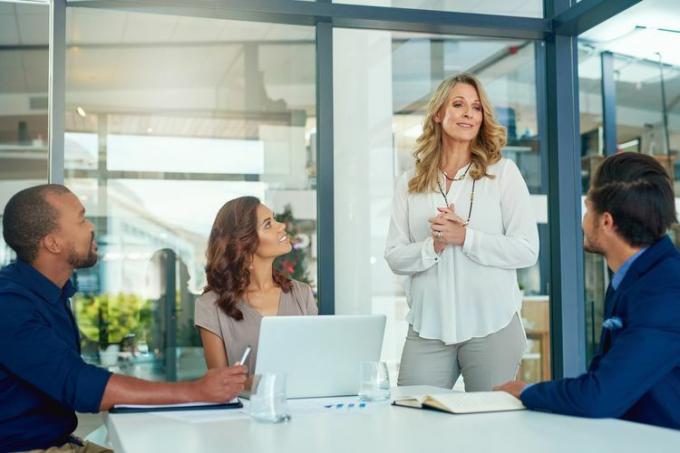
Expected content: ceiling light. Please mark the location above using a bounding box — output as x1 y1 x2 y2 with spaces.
76 106 86 117
579 26 680 83
603 27 680 67
3 1 50 4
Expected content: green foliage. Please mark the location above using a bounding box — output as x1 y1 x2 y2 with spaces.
74 291 202 351
274 204 313 285
74 293 150 349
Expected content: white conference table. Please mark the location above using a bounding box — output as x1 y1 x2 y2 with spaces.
106 386 680 453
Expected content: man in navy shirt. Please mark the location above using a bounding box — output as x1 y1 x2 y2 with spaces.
496 152 680 430
0 185 247 452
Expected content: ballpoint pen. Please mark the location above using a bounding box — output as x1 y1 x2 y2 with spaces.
237 345 252 366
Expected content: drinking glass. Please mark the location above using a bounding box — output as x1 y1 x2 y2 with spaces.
249 372 291 423
358 361 390 401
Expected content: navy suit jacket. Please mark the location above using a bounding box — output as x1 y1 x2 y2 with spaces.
520 236 680 430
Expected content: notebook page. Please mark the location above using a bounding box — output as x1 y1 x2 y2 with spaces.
428 391 525 413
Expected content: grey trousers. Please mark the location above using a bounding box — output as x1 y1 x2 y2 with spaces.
397 313 526 391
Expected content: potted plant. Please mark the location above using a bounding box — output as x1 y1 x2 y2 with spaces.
74 293 147 367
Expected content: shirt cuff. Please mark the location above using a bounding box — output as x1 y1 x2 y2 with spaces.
421 237 441 265
462 227 476 254
520 383 535 396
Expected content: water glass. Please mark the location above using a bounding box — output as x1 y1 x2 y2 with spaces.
249 373 291 423
358 361 390 401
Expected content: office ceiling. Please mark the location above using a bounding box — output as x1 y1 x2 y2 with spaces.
339 0 541 17
579 0 680 75
0 1 677 123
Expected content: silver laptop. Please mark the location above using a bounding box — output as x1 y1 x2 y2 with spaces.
252 315 386 399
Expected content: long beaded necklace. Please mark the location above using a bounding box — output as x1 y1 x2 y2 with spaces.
442 162 472 181
436 164 476 226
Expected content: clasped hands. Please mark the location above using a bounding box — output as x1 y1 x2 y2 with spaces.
429 204 467 253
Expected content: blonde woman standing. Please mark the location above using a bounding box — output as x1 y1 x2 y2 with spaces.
385 73 539 391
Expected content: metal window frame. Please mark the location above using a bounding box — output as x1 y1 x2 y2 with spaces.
600 51 617 156
544 0 587 378
48 0 66 184
553 0 642 35
315 20 334 315
67 0 549 40
541 0 638 378
46 0 642 377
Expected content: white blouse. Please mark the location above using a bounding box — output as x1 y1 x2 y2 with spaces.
384 158 539 344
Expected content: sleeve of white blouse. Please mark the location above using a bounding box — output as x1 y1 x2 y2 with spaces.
462 159 539 269
384 173 441 276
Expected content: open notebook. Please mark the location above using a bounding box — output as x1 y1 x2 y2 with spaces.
393 391 525 414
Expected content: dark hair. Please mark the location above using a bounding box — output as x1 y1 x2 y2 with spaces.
203 196 291 320
2 184 72 263
589 152 677 247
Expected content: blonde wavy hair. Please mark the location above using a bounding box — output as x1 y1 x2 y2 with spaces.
408 73 507 194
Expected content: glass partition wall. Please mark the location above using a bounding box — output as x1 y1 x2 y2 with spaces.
578 2 680 362
333 31 551 384
579 49 680 360
1 0 616 384
63 9 317 379
333 0 543 17
0 1 49 263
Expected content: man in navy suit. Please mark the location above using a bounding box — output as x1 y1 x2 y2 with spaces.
496 152 680 430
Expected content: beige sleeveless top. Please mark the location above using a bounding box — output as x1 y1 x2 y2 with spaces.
194 280 317 374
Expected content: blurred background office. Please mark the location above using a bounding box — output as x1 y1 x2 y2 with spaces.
0 0 678 410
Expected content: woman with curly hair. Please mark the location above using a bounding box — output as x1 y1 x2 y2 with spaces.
385 73 539 391
194 196 317 379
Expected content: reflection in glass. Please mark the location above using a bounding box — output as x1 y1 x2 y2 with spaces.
64 9 317 380
333 0 542 18
334 29 549 384
578 35 680 359
0 2 49 263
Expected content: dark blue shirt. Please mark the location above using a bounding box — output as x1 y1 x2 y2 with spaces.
0 261 111 452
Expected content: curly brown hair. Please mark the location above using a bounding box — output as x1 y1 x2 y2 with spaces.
204 196 292 320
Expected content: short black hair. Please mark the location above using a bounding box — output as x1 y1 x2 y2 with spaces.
589 152 677 247
2 184 72 263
